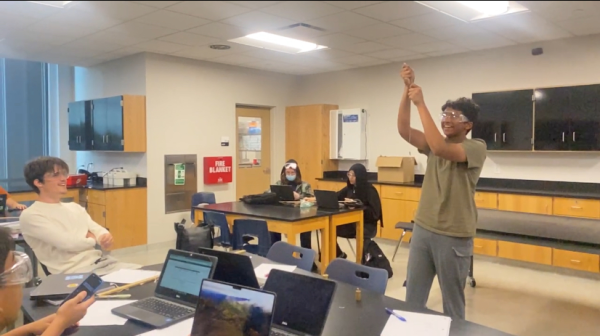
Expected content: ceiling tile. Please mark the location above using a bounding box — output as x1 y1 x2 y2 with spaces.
5 31 75 46
365 48 418 60
44 45 104 59
391 53 428 63
158 32 220 46
0 1 61 19
103 47 146 59
312 33 366 48
43 8 123 30
242 48 296 62
406 41 458 54
221 11 296 32
421 24 482 41
379 33 439 48
135 10 211 31
390 11 463 31
276 25 329 40
207 53 262 64
229 2 282 10
527 1 600 22
305 11 380 33
345 23 411 40
449 31 516 50
30 52 84 66
0 11 38 30
426 46 469 57
131 1 182 9
556 15 600 36
104 22 178 39
305 48 355 60
84 31 156 46
335 54 384 65
336 41 392 54
172 43 252 59
167 1 250 20
0 39 52 54
261 1 344 22
325 1 384 10
60 39 124 53
474 12 572 43
133 40 188 53
187 22 250 40
70 1 157 21
27 21 99 39
353 1 433 22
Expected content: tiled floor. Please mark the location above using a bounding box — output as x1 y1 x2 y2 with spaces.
111 237 600 336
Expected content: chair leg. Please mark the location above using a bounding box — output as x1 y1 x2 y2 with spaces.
347 238 356 257
392 230 406 262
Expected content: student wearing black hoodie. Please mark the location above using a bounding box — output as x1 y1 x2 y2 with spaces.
335 163 383 258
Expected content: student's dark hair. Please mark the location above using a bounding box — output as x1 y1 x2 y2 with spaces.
0 228 14 275
441 97 480 124
23 156 69 194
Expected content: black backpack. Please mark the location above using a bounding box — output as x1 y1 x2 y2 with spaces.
240 192 279 205
362 240 394 278
174 219 214 252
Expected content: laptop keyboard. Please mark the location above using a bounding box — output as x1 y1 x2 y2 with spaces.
132 298 193 319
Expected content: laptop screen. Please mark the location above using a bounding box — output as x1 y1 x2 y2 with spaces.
263 270 336 336
191 280 275 336
197 248 260 289
155 251 216 305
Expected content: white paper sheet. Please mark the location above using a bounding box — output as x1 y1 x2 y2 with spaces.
253 264 296 280
380 310 451 336
101 269 160 284
78 300 135 326
138 318 193 336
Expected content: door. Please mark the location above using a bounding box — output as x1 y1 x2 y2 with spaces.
534 87 570 151
68 101 86 150
106 96 124 151
236 106 271 199
91 98 108 150
568 84 600 151
471 92 502 150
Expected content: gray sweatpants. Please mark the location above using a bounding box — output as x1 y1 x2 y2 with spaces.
405 224 473 320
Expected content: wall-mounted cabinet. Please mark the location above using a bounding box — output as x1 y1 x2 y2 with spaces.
68 95 146 152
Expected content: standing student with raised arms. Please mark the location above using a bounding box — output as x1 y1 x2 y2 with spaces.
397 64 486 320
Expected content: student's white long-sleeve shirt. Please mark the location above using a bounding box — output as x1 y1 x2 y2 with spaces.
20 201 109 274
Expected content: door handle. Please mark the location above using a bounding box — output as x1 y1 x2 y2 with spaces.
106 135 109 143
494 133 497 142
573 132 576 141
562 132 565 142
570 206 582 209
502 133 506 143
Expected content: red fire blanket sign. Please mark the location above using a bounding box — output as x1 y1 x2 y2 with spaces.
203 156 233 184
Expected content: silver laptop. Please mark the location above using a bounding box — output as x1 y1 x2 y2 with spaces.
111 249 217 328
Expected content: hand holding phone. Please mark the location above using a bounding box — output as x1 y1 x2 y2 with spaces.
61 273 103 306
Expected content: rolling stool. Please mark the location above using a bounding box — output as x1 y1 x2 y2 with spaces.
391 221 414 262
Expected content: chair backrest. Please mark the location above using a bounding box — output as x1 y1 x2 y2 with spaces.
203 211 231 247
232 219 271 257
266 241 316 272
191 192 216 222
325 258 388 294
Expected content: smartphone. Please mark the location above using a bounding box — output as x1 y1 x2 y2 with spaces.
60 273 103 306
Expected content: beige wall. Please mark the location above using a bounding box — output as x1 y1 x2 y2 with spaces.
295 34 600 183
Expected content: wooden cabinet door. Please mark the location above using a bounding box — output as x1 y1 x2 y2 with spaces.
105 188 147 250
87 203 106 227
553 198 600 219
497 194 552 215
474 192 498 209
381 198 418 241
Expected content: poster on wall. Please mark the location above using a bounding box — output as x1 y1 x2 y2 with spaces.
174 163 186 185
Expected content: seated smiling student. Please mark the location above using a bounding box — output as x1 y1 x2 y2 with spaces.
0 228 93 336
0 186 27 210
19 157 138 275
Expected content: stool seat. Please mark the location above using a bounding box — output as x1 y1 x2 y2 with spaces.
394 221 414 231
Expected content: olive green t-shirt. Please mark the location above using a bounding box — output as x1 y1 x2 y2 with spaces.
414 138 487 237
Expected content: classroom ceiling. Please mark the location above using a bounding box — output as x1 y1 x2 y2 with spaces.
0 1 599 75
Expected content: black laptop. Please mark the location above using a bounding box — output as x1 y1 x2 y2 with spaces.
112 249 217 328
271 185 295 201
314 190 341 210
264 269 337 336
30 273 95 301
197 247 260 289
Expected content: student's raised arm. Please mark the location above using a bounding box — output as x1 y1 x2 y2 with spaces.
397 64 429 152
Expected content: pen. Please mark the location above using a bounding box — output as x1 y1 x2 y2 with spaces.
385 308 407 322
96 294 132 299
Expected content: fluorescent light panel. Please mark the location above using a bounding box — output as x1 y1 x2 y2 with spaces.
27 1 72 8
229 32 327 54
416 1 528 22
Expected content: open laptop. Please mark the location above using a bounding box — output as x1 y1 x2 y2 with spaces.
112 249 217 328
313 190 341 210
264 269 337 336
30 273 94 301
0 194 6 213
197 247 260 289
190 279 276 336
271 185 295 201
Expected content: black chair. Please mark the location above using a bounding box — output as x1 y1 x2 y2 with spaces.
391 221 414 262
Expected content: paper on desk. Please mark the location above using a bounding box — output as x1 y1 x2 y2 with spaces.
138 318 193 336
254 264 296 280
78 300 135 326
101 269 160 284
380 310 451 336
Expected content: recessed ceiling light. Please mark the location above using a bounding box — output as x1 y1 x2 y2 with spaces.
209 45 231 50
229 32 327 54
416 1 528 22
27 1 72 8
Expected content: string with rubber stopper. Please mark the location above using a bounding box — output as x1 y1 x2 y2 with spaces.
323 274 329 279
355 288 362 302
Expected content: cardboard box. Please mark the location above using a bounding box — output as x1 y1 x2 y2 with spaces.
376 156 416 182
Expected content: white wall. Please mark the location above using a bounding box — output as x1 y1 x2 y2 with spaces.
48 64 76 168
145 54 296 244
295 34 600 183
73 53 147 175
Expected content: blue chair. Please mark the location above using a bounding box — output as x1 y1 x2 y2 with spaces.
325 258 389 294
232 219 271 257
191 192 216 223
266 241 316 272
203 211 232 249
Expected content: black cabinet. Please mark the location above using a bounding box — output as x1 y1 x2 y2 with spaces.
472 90 533 151
106 96 124 151
534 84 600 151
68 96 125 152
68 101 91 151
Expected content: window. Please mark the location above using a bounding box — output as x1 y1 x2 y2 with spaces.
0 58 49 192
